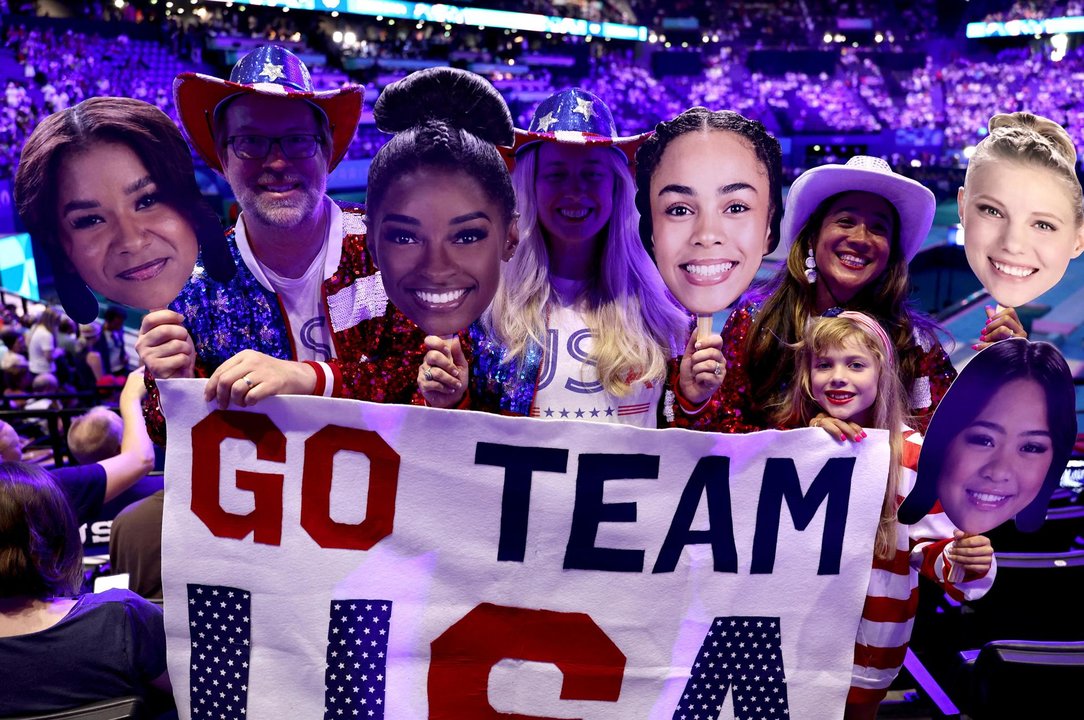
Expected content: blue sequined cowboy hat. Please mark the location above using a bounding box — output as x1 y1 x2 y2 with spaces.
174 44 363 173
501 87 651 168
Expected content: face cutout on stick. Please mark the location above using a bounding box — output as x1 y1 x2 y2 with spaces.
370 169 517 336
55 142 200 311
648 130 772 314
958 161 1084 308
902 338 1075 535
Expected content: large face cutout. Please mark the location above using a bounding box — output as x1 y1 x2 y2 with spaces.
649 130 772 314
56 142 199 310
901 339 1074 536
959 161 1084 308
371 169 515 336
935 378 1053 534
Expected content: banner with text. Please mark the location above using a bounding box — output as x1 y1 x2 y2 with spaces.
159 379 888 719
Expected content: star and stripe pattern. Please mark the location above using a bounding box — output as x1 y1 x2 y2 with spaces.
672 616 790 720
188 584 252 720
323 599 393 719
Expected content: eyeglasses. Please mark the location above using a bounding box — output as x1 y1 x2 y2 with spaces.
227 134 323 160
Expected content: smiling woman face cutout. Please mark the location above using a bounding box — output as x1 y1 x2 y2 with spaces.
55 141 199 311
648 130 772 314
936 377 1054 534
370 168 516 336
959 162 1084 308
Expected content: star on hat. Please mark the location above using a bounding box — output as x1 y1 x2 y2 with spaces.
535 111 558 132
573 97 595 120
259 61 285 82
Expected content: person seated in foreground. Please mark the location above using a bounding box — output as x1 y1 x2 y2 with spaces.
0 461 170 715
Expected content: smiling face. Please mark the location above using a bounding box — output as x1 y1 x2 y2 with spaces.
809 336 880 426
959 161 1084 307
370 169 516 336
55 142 198 310
649 130 772 314
813 192 896 308
533 143 615 254
937 378 1053 534
219 94 329 230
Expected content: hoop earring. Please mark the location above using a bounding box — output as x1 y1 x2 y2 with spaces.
804 246 817 284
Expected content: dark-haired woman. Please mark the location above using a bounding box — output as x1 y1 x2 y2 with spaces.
365 66 520 407
425 88 725 425
0 462 169 715
634 107 784 317
14 96 233 322
713 156 1027 434
899 338 1075 534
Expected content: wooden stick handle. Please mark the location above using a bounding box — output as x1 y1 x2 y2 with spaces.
696 314 714 343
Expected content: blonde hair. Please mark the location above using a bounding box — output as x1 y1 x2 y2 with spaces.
484 145 689 396
966 111 1084 226
777 314 910 561
67 407 123 464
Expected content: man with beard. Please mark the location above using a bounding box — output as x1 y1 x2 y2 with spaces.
138 46 426 441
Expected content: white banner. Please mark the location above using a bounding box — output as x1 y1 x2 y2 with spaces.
160 379 888 719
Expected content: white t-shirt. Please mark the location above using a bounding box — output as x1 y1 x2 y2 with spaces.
26 326 55 375
260 242 332 362
531 304 662 428
234 199 342 362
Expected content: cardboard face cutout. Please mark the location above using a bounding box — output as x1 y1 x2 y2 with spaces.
55 141 200 312
371 168 515 336
899 339 1074 535
16 97 233 323
647 129 772 315
959 151 1084 309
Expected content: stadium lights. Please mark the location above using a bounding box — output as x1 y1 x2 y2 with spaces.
963 145 977 159
967 15 1084 38
114 0 124 8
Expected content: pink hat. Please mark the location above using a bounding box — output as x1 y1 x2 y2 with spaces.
781 156 935 262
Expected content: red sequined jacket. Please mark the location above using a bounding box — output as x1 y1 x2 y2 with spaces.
708 301 957 435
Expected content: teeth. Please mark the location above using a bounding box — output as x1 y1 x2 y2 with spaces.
969 490 1009 503
415 289 468 305
838 253 869 268
684 262 735 277
559 208 590 219
992 260 1036 278
826 391 854 399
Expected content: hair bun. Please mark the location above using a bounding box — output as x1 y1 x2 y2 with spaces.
374 67 514 146
989 111 1078 165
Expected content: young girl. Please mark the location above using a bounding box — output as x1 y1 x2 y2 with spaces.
778 311 996 720
421 88 725 425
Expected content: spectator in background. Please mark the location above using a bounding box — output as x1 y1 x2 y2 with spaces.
0 368 154 525
94 306 131 378
26 307 60 378
66 407 123 464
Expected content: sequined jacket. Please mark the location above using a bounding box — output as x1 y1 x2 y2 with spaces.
143 203 427 443
711 300 957 435
466 320 708 428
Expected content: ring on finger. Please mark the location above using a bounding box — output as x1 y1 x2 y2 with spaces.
242 374 254 387
424 368 434 382
713 361 722 376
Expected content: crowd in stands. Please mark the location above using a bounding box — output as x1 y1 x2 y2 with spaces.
3 2 1084 185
